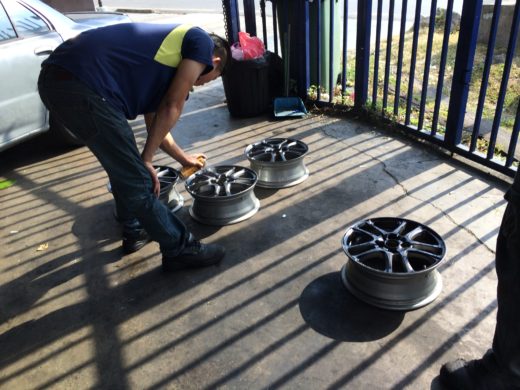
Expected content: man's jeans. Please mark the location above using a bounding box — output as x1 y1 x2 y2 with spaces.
487 169 520 384
38 65 188 257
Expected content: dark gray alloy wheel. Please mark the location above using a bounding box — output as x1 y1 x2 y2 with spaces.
107 165 184 220
155 165 184 212
341 217 446 311
245 138 309 188
185 165 260 225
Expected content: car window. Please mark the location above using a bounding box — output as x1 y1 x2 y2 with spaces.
0 4 16 41
3 0 49 38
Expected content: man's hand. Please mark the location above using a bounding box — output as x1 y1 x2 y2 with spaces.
183 153 207 169
142 160 160 197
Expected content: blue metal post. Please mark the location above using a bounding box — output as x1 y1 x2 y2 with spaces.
470 0 502 152
328 0 335 102
445 0 483 147
394 0 408 115
418 0 437 131
487 0 520 160
383 0 395 112
272 1 279 55
297 0 310 99
222 0 240 44
432 0 453 136
243 0 257 36
341 0 349 97
372 0 383 107
355 0 372 109
316 0 321 101
260 0 268 49
405 0 422 125
506 101 520 168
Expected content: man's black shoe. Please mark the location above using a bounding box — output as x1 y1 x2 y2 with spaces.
122 229 151 254
162 239 225 272
440 358 519 390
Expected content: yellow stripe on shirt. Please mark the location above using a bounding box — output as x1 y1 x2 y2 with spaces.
154 24 193 67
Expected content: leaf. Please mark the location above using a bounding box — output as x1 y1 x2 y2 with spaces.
0 179 15 190
37 243 49 251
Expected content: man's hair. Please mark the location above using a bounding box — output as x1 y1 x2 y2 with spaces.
210 33 231 75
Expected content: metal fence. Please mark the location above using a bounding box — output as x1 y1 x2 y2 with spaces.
223 0 520 178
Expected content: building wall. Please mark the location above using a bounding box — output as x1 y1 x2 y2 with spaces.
478 4 515 52
42 0 96 12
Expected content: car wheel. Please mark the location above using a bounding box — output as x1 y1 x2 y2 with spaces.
50 115 84 146
245 138 309 188
185 165 260 225
341 217 446 310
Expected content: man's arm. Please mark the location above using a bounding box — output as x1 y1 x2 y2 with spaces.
144 113 205 166
141 59 206 194
141 58 204 164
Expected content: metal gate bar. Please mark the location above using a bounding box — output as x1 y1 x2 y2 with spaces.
382 0 395 112
470 0 502 153
405 0 422 126
487 0 520 160
340 0 348 96
431 0 453 137
394 0 408 116
372 0 383 108
328 0 335 102
418 0 437 132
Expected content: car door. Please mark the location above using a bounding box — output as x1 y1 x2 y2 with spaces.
0 0 63 151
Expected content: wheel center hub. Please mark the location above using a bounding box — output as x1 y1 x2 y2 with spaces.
216 174 228 185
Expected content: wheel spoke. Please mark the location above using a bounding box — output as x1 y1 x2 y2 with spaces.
409 241 443 255
224 182 232 196
348 241 378 253
366 220 389 236
211 183 222 196
399 251 415 272
404 226 426 240
384 250 394 272
391 220 408 235
355 247 386 261
249 150 272 159
188 179 212 192
234 178 255 185
407 248 443 261
353 226 380 241
231 169 247 179
223 167 236 177
285 141 298 149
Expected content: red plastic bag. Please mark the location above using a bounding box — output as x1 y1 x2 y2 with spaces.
238 31 265 60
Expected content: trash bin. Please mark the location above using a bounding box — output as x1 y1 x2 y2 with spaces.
222 51 283 118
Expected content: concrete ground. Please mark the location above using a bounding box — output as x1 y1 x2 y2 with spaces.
0 10 515 390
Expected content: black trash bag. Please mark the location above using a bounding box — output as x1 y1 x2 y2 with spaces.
222 51 283 118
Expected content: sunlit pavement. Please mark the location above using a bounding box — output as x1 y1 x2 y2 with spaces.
0 10 512 390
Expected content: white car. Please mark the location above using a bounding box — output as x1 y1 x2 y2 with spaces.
0 0 131 151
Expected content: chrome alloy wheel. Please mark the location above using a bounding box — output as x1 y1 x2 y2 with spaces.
107 165 184 218
245 138 309 188
341 217 446 311
185 165 260 225
155 165 184 212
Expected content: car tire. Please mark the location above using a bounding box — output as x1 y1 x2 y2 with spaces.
50 115 84 146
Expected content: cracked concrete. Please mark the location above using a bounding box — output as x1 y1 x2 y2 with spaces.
0 10 515 390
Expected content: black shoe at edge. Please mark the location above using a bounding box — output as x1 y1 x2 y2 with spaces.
122 229 151 254
162 239 225 272
440 358 519 390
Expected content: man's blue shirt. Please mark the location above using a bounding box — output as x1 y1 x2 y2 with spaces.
44 23 214 119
